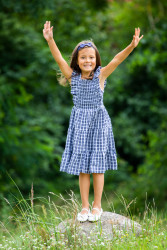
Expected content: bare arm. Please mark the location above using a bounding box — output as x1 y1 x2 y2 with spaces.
100 28 143 80
43 21 73 80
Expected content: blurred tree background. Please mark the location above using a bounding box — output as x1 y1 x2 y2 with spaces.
0 0 167 215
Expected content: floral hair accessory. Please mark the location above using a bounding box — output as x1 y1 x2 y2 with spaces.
77 42 94 52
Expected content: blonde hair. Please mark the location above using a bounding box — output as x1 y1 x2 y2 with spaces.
57 71 70 87
57 39 101 87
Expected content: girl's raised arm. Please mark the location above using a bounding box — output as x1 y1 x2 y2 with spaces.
100 28 143 80
43 21 73 80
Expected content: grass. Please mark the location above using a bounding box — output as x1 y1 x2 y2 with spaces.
0 177 167 249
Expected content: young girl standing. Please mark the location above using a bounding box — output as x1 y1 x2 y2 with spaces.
43 21 143 222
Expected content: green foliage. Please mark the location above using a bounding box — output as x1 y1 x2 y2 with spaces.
108 20 167 210
0 12 69 197
136 113 167 210
0 0 167 213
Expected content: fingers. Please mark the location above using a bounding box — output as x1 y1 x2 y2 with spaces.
139 34 144 41
135 28 137 36
135 27 141 37
46 21 50 29
44 21 51 29
138 27 140 36
136 27 144 40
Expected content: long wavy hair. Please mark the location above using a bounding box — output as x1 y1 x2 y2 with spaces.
58 40 101 86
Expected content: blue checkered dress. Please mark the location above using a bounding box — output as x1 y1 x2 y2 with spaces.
60 66 117 175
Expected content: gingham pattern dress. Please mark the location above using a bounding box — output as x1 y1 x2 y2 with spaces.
60 66 117 175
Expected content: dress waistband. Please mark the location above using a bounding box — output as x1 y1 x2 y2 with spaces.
73 104 104 110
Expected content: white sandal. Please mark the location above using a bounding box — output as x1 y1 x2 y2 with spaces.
88 201 103 222
77 208 90 222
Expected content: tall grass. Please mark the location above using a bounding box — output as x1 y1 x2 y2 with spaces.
0 175 166 249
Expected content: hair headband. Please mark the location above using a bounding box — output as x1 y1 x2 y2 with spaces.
77 42 94 52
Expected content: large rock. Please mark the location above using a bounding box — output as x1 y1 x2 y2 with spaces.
55 211 142 242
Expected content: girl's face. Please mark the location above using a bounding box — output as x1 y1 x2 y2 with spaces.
77 47 96 74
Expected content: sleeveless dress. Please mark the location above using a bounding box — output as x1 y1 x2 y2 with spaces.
60 66 117 175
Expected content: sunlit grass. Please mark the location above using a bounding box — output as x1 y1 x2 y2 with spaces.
0 176 166 249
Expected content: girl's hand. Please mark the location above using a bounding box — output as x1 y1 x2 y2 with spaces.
43 21 53 42
131 27 143 48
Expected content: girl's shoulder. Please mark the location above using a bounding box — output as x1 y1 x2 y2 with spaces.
72 69 80 78
69 69 79 87
68 69 76 86
94 66 102 77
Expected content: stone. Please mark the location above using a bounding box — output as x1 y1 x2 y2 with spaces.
55 211 142 242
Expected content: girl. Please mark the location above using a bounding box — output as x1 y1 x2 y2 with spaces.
43 21 143 222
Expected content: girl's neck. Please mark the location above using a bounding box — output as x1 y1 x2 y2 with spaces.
81 71 93 79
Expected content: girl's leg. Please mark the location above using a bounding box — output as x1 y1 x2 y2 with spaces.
79 173 90 214
92 173 104 215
